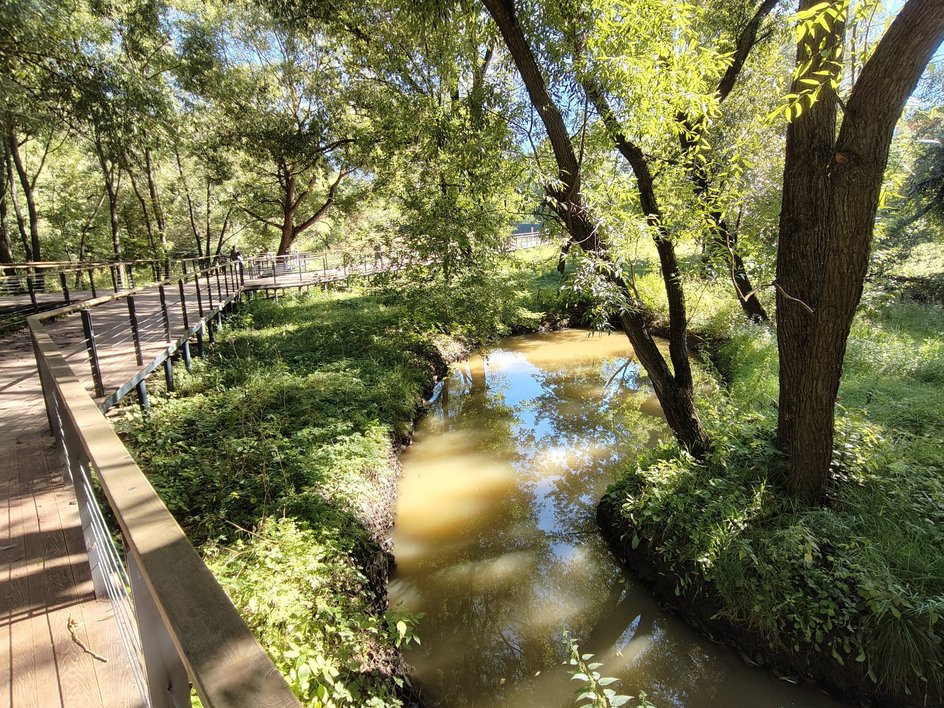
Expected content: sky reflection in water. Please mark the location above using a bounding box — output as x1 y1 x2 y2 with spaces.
389 329 841 708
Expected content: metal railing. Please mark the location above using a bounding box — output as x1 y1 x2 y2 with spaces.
23 227 547 705
28 260 299 707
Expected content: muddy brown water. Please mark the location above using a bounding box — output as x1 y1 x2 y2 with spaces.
389 329 842 708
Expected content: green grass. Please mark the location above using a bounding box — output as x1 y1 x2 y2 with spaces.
604 291 944 701
118 251 564 705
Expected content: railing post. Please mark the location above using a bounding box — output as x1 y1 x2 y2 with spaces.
127 295 144 366
272 258 278 286
110 265 119 292
205 272 214 313
126 552 190 707
178 279 190 330
88 268 97 298
215 268 222 303
60 271 71 304
80 309 106 398
158 284 171 343
194 272 204 318
136 380 149 409
182 340 192 372
163 358 174 393
27 275 37 309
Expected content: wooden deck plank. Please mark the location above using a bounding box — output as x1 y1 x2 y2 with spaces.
8 437 56 706
0 328 142 707
30 436 107 708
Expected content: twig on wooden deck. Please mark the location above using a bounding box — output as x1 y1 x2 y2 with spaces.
67 616 109 663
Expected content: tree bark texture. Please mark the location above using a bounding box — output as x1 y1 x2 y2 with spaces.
777 0 944 501
483 0 709 457
275 165 345 256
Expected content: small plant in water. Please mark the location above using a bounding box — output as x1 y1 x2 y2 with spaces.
563 632 654 708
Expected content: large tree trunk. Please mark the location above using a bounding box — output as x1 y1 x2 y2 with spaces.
275 166 345 257
277 168 296 256
483 0 710 457
776 0 944 502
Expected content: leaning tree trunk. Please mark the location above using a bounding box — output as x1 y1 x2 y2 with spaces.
482 0 710 457
776 0 944 502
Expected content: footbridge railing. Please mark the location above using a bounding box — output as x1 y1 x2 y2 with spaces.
24 228 547 706
28 260 300 707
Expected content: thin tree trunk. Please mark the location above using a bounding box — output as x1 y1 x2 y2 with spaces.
128 167 156 253
6 152 30 260
175 146 203 258
73 192 105 288
483 0 709 457
7 130 40 262
144 147 166 247
0 181 14 276
95 135 124 287
205 176 212 259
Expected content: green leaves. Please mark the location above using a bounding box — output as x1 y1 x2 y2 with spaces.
563 632 654 708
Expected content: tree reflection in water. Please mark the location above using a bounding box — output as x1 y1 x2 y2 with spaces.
390 330 840 708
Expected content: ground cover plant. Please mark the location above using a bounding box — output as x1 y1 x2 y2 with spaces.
601 271 944 704
118 250 565 705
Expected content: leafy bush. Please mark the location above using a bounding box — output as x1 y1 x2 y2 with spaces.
205 518 411 707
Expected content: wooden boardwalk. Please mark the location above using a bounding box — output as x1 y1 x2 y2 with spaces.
0 330 143 707
0 242 543 705
3 266 257 706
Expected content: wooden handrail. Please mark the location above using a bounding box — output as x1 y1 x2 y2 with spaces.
28 266 299 706
23 228 547 704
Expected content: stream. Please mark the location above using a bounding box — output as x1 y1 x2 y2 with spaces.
389 329 841 707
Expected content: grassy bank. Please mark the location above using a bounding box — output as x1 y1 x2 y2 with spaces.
600 278 944 704
117 249 565 705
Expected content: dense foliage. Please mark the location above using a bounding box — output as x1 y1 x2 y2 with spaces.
603 255 944 701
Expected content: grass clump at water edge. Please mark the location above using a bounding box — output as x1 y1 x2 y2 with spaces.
602 298 944 704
